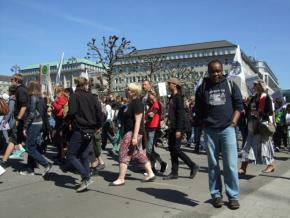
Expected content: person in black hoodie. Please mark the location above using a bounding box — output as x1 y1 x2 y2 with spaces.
163 78 199 180
66 77 103 192
195 59 243 210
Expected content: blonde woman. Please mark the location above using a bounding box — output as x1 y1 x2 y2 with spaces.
239 80 275 175
110 83 155 186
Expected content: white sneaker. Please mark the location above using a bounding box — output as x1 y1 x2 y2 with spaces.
19 170 35 176
42 163 53 177
0 165 6 176
76 179 94 192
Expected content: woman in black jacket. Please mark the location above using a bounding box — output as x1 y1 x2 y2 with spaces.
163 78 199 180
20 81 52 176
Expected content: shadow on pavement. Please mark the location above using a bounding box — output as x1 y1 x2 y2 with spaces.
136 187 199 207
43 172 78 190
260 174 290 180
274 156 290 161
98 170 140 182
239 174 256 180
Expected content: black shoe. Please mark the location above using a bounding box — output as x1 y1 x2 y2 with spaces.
90 167 98 177
190 165 199 179
59 164 69 173
228 199 240 210
194 145 200 154
0 160 9 168
212 196 223 208
108 150 118 156
163 173 178 180
96 163 105 171
160 162 168 174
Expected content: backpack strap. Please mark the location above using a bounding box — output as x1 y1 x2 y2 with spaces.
227 79 234 95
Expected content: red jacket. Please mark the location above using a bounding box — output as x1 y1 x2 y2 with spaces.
52 94 68 118
145 101 161 128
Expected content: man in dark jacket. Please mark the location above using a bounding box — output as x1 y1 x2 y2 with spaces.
195 59 243 210
163 78 199 180
66 77 103 192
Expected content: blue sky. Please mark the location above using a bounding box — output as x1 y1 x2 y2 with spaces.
0 0 289 88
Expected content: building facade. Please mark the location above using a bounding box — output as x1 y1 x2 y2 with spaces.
20 58 105 90
113 40 261 96
0 75 11 94
250 59 279 95
281 89 290 102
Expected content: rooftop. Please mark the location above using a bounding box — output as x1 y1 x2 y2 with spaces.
21 58 103 70
0 75 11 81
130 40 236 57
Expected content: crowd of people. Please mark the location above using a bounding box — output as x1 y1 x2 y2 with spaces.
1 59 290 210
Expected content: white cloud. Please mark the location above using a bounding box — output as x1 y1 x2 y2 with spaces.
63 15 118 32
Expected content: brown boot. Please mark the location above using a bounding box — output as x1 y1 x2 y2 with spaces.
238 162 248 176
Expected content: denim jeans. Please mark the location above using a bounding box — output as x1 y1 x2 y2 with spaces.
67 130 91 181
26 123 48 171
194 126 203 146
204 126 239 200
146 128 161 164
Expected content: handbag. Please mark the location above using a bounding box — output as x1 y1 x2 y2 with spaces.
258 120 275 137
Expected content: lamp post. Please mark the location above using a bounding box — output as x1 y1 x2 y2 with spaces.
10 65 21 74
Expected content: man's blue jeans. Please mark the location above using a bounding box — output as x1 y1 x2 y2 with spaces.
204 126 239 200
67 130 91 181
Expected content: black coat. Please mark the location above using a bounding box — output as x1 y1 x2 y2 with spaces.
68 89 104 133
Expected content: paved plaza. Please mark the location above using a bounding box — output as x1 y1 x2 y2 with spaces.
1 144 290 218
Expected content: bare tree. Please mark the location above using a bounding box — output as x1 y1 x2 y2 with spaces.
67 56 77 64
86 35 136 93
140 55 166 83
164 63 192 78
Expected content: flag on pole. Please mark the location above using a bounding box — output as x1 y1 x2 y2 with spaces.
228 45 248 98
56 52 64 85
46 64 54 100
194 72 205 93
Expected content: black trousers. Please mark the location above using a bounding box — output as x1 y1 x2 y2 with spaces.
168 129 196 175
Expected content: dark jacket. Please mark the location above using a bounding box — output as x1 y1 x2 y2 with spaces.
247 94 273 122
195 76 243 129
24 96 48 130
14 84 29 118
68 89 103 133
168 92 186 132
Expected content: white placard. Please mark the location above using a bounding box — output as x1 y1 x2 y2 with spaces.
158 82 167 97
